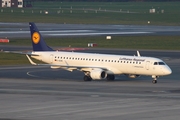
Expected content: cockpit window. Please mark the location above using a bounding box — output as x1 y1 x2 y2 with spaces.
154 62 165 65
159 62 165 65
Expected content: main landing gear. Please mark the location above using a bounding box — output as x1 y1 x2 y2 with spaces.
83 74 115 81
83 75 92 81
83 72 92 81
106 74 115 81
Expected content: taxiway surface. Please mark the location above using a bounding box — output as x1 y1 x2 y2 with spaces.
1 22 180 38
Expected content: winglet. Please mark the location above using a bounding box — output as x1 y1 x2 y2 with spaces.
137 51 141 57
26 55 37 65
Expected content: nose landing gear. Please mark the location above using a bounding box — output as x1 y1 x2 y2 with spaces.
152 79 157 84
152 75 158 84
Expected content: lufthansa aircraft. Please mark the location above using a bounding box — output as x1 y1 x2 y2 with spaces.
21 22 172 83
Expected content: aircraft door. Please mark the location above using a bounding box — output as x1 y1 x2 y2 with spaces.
50 54 54 63
145 61 150 70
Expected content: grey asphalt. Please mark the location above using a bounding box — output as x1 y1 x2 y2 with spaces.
0 22 180 38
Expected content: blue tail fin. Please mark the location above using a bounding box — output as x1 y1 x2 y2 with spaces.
29 22 54 51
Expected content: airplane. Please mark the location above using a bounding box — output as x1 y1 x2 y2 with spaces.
10 22 173 84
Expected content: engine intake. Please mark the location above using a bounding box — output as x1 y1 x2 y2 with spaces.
90 69 107 80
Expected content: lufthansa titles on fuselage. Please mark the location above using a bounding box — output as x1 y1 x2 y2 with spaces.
119 57 145 62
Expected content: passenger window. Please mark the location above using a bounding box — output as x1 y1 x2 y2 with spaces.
154 62 158 65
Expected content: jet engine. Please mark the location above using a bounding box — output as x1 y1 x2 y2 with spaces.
128 74 140 78
90 69 107 80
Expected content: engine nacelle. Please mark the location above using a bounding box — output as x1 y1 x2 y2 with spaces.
128 74 140 78
90 69 107 80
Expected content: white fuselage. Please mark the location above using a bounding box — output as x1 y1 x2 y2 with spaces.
31 51 172 77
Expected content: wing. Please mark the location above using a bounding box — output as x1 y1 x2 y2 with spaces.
3 50 39 56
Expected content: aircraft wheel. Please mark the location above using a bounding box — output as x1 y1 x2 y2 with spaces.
107 74 115 81
83 75 92 81
152 80 157 84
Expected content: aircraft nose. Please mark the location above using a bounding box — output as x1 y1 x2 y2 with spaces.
164 66 172 75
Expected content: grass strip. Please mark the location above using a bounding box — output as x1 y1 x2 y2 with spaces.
1 36 180 50
0 2 180 25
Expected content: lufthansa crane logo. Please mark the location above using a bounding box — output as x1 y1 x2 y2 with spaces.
32 32 40 44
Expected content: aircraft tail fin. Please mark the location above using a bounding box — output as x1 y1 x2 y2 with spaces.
29 22 54 51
